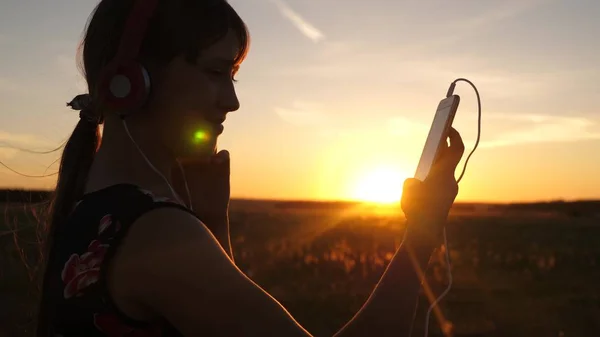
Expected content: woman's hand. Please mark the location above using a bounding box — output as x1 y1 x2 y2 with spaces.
171 150 233 258
171 150 231 227
401 127 465 243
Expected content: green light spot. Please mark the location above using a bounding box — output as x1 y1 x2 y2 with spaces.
193 130 209 144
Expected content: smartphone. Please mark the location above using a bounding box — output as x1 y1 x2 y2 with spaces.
414 95 460 181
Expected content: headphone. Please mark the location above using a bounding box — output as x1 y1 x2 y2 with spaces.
95 0 194 210
97 0 159 115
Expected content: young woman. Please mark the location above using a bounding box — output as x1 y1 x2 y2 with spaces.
37 0 465 336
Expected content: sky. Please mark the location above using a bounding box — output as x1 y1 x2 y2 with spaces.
0 0 599 203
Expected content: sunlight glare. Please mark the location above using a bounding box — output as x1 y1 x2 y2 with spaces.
352 167 406 204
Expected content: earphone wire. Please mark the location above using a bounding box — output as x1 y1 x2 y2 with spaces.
452 78 481 185
177 159 194 211
423 78 482 337
121 119 192 209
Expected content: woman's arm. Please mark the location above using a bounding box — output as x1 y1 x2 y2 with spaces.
334 218 440 337
121 129 463 336
109 208 441 337
202 214 234 261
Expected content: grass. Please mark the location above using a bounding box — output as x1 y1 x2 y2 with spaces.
1 197 600 336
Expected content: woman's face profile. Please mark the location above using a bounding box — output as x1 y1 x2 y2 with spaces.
145 29 242 159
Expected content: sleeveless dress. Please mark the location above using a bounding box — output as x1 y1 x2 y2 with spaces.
41 184 193 336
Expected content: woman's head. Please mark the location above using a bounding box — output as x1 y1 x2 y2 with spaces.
37 1 249 334
84 0 249 158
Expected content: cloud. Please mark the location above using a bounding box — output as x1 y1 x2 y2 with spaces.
387 116 429 138
269 0 325 43
56 54 87 92
0 53 86 97
452 0 547 33
271 47 582 102
480 113 600 148
273 98 600 151
385 112 600 150
274 101 331 126
0 148 19 160
0 77 24 95
405 0 550 52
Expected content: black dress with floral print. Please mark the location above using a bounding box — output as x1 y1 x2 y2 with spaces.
42 184 191 336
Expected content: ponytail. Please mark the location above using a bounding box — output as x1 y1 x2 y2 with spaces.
48 118 100 228
36 108 101 335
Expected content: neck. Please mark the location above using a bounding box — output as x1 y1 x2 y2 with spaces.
86 117 178 200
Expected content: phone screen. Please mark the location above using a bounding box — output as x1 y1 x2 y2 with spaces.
414 96 459 181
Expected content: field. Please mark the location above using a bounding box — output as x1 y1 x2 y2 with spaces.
1 194 600 336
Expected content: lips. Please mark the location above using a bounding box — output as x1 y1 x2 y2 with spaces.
206 117 226 135
213 123 224 135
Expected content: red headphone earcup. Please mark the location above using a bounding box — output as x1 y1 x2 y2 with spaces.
98 62 151 113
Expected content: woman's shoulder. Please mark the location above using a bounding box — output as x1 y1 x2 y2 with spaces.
48 184 187 336
58 183 189 256
106 205 243 332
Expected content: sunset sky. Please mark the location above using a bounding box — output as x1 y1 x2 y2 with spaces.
0 0 599 202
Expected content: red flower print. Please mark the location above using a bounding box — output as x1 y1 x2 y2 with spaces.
98 214 121 235
94 313 163 337
98 215 112 235
61 240 109 299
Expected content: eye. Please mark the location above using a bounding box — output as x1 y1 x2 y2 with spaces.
207 68 238 83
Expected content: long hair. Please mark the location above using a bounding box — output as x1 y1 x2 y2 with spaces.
36 0 249 334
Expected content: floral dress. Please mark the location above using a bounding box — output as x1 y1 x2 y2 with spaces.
41 184 192 336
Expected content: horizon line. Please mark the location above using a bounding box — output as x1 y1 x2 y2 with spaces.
0 188 598 205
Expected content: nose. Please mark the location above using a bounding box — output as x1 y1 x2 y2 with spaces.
219 83 240 113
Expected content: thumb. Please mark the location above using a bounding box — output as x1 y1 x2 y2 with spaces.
401 178 424 216
403 178 422 192
211 150 230 165
211 150 231 177
402 178 424 203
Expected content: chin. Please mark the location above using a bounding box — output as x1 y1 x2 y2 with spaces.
178 138 217 161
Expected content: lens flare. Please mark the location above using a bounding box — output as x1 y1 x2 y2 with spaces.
193 130 209 144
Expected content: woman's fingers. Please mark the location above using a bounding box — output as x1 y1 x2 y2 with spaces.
432 127 465 175
446 127 465 166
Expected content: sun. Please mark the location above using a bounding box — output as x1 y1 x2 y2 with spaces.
351 166 407 204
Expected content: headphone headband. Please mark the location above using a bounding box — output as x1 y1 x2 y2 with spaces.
113 0 159 64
